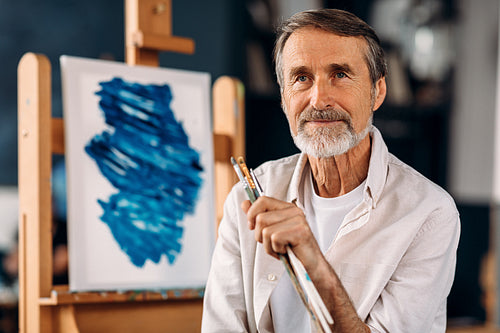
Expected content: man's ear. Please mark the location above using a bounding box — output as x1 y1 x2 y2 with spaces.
372 77 387 111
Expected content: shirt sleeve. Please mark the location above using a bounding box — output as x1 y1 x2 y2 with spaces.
201 187 250 333
365 205 460 332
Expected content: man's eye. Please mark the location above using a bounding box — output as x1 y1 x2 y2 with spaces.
335 72 347 79
297 75 308 82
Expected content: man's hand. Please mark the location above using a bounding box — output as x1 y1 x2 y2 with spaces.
241 196 323 270
242 196 370 333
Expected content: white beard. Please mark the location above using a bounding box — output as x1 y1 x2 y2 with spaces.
289 108 372 158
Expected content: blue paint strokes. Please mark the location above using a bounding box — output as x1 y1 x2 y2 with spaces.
85 77 203 268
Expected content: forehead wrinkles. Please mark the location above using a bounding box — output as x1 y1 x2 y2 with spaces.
282 28 370 79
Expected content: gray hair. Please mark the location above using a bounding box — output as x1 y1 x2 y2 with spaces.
274 9 387 91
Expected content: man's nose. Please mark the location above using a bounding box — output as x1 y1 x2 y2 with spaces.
310 80 334 110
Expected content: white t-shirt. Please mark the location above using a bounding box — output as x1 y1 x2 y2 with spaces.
270 170 365 333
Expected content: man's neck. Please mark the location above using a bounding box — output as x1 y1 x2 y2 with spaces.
308 135 371 198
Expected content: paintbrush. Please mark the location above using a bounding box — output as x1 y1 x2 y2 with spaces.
231 156 333 333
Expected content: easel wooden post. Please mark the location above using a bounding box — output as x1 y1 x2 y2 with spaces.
17 1 245 332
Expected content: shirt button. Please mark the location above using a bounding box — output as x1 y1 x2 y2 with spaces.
267 273 277 281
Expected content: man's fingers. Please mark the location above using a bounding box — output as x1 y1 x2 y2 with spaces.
256 214 310 257
245 197 300 228
250 204 302 232
242 196 321 269
251 196 295 212
260 222 290 259
241 200 252 214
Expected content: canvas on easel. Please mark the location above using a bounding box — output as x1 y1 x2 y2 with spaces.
61 55 215 292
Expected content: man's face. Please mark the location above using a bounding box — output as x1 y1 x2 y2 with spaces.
281 27 386 157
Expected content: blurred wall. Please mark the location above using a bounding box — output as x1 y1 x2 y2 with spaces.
446 0 499 323
448 0 499 203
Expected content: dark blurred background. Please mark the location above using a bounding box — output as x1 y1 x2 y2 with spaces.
0 0 498 331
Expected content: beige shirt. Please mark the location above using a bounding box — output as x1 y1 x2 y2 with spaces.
202 127 460 333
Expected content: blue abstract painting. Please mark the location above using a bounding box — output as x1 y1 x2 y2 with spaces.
62 55 214 292
84 78 204 268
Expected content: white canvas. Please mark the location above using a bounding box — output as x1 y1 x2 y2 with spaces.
61 55 215 292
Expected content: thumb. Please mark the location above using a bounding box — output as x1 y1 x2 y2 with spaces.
241 200 252 214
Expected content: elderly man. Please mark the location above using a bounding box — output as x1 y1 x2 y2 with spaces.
202 8 460 333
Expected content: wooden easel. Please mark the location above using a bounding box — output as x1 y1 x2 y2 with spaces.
17 1 245 332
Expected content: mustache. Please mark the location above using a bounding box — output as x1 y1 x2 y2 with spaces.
298 108 353 126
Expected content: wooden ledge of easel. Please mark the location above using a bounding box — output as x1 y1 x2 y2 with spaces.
38 285 204 306
131 31 195 54
53 300 203 333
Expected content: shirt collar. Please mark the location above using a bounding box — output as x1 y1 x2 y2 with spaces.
365 126 389 208
286 153 308 205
